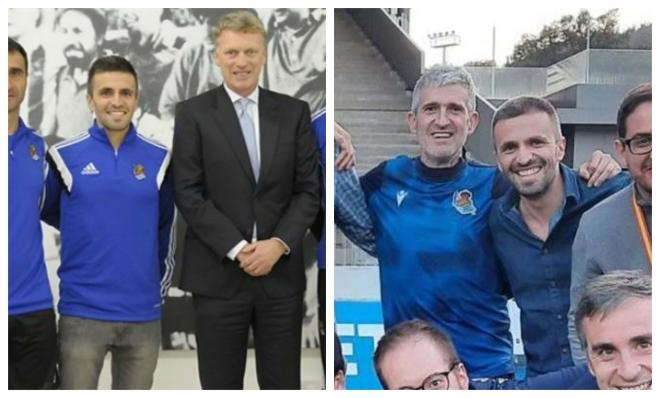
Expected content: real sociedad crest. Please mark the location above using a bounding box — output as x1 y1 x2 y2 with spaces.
133 164 146 180
452 189 477 215
29 144 39 160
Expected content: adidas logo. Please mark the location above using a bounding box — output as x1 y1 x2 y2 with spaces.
81 162 100 175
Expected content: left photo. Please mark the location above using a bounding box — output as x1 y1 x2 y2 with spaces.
8 8 326 390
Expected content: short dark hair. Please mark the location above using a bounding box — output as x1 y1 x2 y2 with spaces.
491 96 562 146
373 319 459 389
575 270 651 349
617 82 652 138
87 56 138 96
8 37 28 73
55 8 107 39
334 332 346 377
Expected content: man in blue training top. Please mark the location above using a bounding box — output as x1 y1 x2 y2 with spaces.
45 55 176 389
8 37 57 390
489 96 628 377
334 65 619 387
336 66 515 385
311 108 327 371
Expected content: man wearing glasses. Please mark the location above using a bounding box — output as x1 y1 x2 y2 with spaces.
373 319 596 390
568 82 652 363
488 96 629 377
373 319 470 390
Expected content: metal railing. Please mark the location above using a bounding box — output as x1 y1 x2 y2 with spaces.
335 227 378 267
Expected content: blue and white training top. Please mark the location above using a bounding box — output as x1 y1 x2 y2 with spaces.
312 109 326 269
46 121 176 322
361 156 514 378
9 118 54 316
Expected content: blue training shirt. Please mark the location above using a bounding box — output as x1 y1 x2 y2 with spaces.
312 109 326 269
361 156 514 378
8 118 54 316
46 121 176 322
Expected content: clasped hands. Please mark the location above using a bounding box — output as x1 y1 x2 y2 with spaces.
237 238 287 277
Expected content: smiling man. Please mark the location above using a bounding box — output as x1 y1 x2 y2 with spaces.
575 271 651 390
334 65 620 387
336 65 516 387
45 55 176 389
569 82 652 363
172 10 319 389
41 9 107 144
489 96 628 377
375 320 470 390
8 37 57 390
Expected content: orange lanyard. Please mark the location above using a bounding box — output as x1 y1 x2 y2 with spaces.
632 190 652 270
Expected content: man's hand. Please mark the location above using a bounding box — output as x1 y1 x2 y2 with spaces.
238 239 287 277
334 122 355 170
578 150 622 187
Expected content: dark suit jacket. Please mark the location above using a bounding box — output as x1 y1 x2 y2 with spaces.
172 85 320 299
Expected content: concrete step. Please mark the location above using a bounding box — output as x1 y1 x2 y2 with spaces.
336 95 411 111
334 42 381 53
334 8 417 173
336 110 410 126
335 84 407 98
353 133 417 145
334 59 395 74
334 58 385 71
336 71 406 88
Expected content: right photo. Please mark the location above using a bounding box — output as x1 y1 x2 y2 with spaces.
333 7 651 390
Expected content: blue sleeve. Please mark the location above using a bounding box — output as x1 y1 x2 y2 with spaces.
158 166 177 302
41 153 62 229
334 148 377 256
515 364 596 390
312 112 326 267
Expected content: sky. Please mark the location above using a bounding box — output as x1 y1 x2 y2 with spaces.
409 2 652 67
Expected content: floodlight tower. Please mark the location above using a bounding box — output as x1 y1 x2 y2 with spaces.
428 30 461 65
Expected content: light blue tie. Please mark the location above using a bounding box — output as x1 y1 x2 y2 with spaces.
238 98 259 181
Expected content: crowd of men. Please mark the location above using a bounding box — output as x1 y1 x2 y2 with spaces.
9 10 323 390
8 8 326 147
8 8 652 392
335 64 651 389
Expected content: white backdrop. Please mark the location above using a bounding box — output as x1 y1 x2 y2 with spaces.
10 7 326 350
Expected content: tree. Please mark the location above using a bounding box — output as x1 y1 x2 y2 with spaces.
506 9 651 67
626 23 652 49
463 59 496 67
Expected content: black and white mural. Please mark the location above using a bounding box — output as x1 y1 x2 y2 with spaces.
9 8 326 350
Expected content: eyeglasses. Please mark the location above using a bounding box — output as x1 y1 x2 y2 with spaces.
622 133 652 155
401 362 460 390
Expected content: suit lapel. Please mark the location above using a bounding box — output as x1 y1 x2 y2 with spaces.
212 85 256 184
258 88 281 185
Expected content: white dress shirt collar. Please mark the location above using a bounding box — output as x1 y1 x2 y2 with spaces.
224 85 260 105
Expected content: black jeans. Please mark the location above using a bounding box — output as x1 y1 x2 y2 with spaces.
318 268 326 374
9 308 58 389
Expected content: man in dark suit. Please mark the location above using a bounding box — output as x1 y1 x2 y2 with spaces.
172 11 320 390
